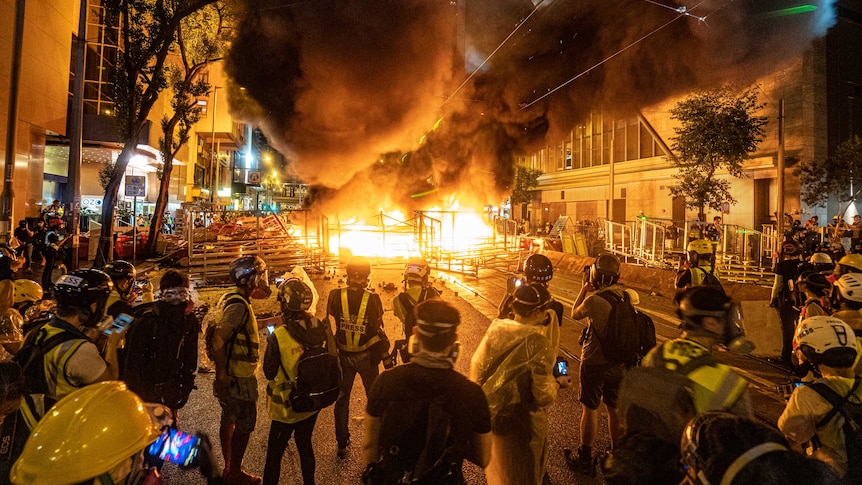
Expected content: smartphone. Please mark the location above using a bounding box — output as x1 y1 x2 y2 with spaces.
554 357 568 377
146 428 201 467
102 313 133 335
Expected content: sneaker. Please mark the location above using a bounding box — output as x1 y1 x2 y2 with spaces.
224 469 261 485
563 446 595 477
337 439 351 458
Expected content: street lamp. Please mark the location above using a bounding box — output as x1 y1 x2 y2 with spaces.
209 86 221 203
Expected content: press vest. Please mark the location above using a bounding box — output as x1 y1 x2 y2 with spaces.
648 339 748 413
336 288 380 352
691 266 716 286
266 326 317 424
224 293 260 378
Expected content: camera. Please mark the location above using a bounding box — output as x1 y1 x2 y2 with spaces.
146 428 201 467
553 357 568 378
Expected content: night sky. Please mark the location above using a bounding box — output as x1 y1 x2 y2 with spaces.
226 0 835 214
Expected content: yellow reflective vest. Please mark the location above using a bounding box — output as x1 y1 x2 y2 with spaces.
645 338 748 413
224 293 260 378
336 289 380 352
266 326 318 424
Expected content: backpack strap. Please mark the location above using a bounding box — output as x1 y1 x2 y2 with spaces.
810 376 862 429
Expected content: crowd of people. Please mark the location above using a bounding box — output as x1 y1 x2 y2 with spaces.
0 239 857 485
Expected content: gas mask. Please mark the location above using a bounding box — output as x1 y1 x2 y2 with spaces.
249 270 272 299
723 303 755 354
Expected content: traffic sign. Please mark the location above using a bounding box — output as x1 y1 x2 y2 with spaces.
125 175 146 197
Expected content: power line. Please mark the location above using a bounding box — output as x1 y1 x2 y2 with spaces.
443 0 547 106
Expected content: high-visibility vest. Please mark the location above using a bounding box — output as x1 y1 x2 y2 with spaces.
336 289 380 352
648 339 748 413
224 293 259 378
266 326 318 424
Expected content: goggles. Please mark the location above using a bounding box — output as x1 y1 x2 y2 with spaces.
161 287 190 305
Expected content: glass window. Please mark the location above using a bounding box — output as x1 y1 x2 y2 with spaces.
639 123 653 158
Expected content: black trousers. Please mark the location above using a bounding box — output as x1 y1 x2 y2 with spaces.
262 413 319 485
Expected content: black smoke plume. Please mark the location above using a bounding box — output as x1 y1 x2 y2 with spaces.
227 0 835 215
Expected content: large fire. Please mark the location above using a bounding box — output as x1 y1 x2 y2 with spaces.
330 203 497 259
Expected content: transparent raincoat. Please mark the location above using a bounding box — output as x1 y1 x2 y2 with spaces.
470 318 558 485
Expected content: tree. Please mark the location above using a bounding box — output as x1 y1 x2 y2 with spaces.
96 0 218 265
667 87 767 220
145 2 231 255
797 135 862 214
511 166 543 205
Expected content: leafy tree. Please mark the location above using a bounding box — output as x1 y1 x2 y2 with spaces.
145 2 231 254
511 166 543 205
796 135 862 213
668 87 767 220
96 0 218 265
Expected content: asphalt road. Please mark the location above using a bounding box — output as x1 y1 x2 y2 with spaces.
161 262 792 484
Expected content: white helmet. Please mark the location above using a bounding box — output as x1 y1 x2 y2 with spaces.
404 257 430 286
836 273 862 303
794 316 858 355
809 252 833 265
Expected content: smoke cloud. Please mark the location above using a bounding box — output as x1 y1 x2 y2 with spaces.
227 0 836 215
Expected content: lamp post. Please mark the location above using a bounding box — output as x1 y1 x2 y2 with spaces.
0 0 26 242
209 86 221 203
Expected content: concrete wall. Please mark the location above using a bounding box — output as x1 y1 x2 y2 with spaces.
545 250 782 357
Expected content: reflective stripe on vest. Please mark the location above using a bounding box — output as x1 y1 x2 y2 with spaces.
40 325 87 403
337 289 379 352
266 327 317 424
226 294 260 378
655 340 747 413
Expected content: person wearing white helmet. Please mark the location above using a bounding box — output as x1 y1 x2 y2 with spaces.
832 273 862 333
809 252 835 274
778 316 861 480
393 257 440 363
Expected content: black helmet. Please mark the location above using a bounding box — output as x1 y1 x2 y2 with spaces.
229 256 267 285
590 253 621 288
102 260 136 283
53 269 113 327
677 286 754 354
346 256 371 281
511 283 551 317
524 254 553 284
797 272 830 296
277 278 313 312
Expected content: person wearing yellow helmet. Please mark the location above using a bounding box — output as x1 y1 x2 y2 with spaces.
835 253 862 278
10 381 220 485
675 239 719 292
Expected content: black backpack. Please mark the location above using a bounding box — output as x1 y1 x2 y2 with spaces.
594 290 655 366
363 394 463 485
617 353 716 443
287 336 342 413
695 267 725 294
809 376 862 484
122 304 197 409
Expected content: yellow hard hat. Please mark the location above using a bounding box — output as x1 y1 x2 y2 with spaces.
11 381 166 485
687 239 713 256
838 253 862 273
12 279 42 304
